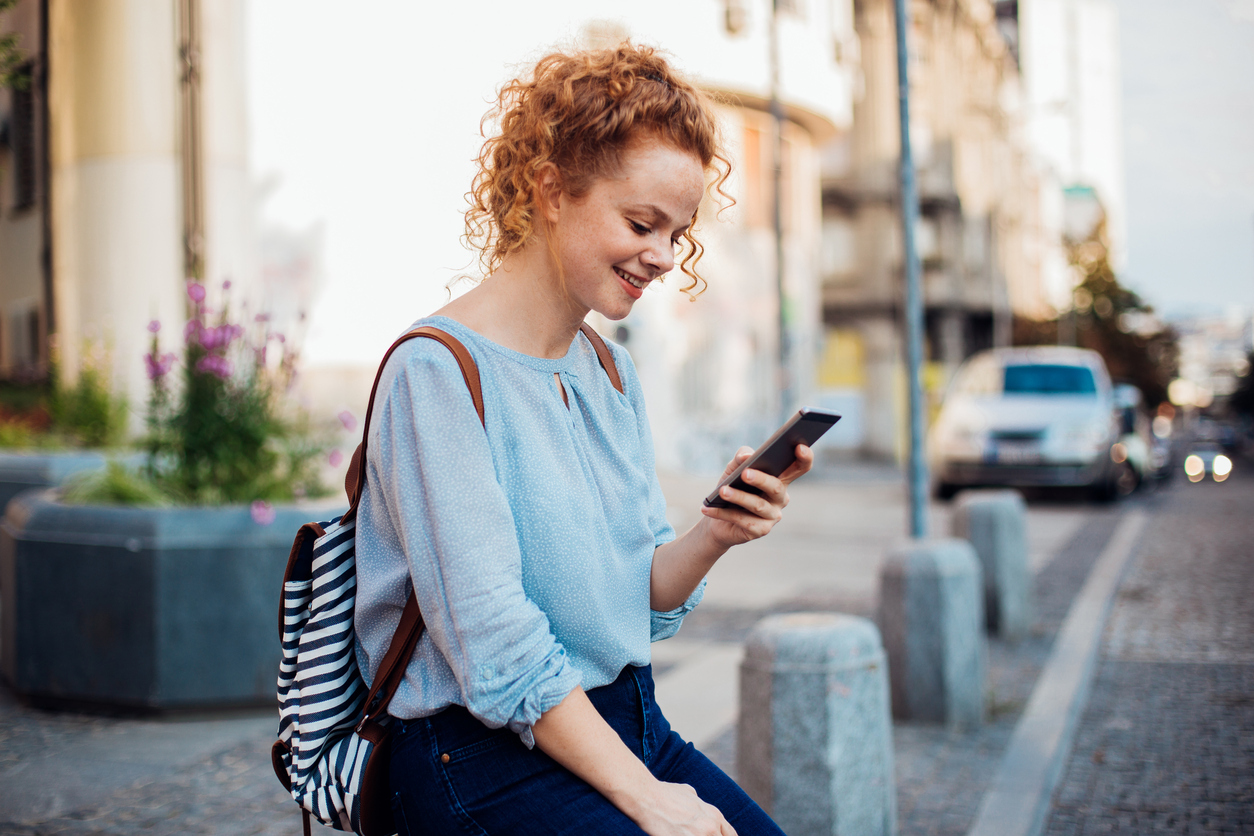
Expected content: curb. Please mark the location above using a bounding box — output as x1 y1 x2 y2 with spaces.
965 510 1148 836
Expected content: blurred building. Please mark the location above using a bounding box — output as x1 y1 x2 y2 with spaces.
0 0 253 422
1172 312 1254 410
1019 0 1126 278
818 0 1050 461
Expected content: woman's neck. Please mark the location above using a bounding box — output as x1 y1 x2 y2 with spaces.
434 243 587 360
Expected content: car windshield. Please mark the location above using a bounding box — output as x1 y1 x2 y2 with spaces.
1003 364 1096 395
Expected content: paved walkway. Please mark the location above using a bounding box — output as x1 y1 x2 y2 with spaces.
0 463 1156 836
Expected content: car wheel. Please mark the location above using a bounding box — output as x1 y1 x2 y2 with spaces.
1092 461 1137 503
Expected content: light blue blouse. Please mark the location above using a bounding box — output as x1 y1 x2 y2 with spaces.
353 316 703 746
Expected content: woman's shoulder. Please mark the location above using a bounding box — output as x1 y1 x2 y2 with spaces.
385 316 485 368
585 330 641 394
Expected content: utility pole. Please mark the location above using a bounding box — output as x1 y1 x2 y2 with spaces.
892 0 928 538
769 0 791 422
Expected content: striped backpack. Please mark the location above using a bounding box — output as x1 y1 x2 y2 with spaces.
271 323 622 836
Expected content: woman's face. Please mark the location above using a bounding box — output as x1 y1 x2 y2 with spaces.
548 139 705 321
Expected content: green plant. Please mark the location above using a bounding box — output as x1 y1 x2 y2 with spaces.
0 361 127 450
142 281 327 505
0 0 29 92
61 460 178 507
49 363 129 447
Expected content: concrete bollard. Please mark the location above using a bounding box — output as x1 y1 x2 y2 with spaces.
952 490 1031 641
878 538 985 728
738 613 896 836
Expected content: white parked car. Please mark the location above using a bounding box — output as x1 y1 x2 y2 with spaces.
929 347 1134 500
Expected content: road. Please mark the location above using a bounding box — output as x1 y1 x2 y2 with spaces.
1 459 1249 835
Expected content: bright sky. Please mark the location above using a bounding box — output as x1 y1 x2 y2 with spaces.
247 1 1254 368
1114 0 1254 319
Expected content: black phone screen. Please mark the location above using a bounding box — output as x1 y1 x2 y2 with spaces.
703 408 841 509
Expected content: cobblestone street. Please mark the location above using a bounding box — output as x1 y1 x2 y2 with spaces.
1045 467 1254 834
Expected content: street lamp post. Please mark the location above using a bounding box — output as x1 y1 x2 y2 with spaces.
769 0 791 422
892 0 929 538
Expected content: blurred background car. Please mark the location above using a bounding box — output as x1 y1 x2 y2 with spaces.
1182 442 1234 483
929 347 1135 501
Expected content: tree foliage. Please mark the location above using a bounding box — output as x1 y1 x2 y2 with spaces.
0 0 29 92
1013 221 1178 406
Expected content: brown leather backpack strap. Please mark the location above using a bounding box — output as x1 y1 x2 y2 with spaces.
357 591 424 724
344 327 486 513
578 322 624 395
344 325 485 724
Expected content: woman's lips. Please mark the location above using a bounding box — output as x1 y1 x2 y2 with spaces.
614 267 649 298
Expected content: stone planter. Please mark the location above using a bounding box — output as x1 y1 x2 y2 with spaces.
0 490 345 709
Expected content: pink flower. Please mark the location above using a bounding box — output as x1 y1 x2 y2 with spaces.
195 354 233 379
328 449 344 467
197 324 243 351
255 313 270 323
338 410 357 431
184 320 202 343
187 282 206 304
147 320 161 334
250 500 276 526
222 279 232 290
144 351 177 380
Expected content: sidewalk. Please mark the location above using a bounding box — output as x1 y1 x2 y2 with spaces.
0 466 1151 835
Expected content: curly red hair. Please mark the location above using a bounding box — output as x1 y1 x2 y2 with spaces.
464 43 732 296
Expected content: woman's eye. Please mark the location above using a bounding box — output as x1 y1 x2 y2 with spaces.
629 221 650 235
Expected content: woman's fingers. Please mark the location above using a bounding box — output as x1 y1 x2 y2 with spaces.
719 446 755 478
738 468 789 508
715 482 781 520
638 781 734 836
778 443 815 484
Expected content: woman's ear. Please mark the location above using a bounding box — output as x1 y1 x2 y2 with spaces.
536 162 563 225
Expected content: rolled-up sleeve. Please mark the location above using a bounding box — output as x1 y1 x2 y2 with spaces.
370 345 580 744
650 579 705 642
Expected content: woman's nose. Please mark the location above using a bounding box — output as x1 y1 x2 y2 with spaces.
642 239 674 276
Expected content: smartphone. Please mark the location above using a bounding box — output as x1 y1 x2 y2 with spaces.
703 408 842 509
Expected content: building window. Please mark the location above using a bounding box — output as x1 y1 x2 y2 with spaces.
10 61 37 212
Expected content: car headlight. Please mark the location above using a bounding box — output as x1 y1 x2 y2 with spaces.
951 425 983 443
1184 454 1205 482
1063 422 1109 448
1214 455 1232 482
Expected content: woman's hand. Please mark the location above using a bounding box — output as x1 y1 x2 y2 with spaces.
629 781 737 836
698 444 814 551
648 444 813 611
533 689 735 835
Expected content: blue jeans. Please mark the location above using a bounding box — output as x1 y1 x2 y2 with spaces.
389 664 784 835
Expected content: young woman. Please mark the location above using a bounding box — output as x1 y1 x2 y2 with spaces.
354 44 813 836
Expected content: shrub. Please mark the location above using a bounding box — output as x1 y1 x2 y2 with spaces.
140 280 327 505
0 361 127 450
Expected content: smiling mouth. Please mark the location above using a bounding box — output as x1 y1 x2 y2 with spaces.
614 267 650 290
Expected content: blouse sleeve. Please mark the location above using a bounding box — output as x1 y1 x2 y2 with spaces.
368 341 580 745
608 341 707 642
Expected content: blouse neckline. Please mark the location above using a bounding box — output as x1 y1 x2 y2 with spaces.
422 315 584 374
